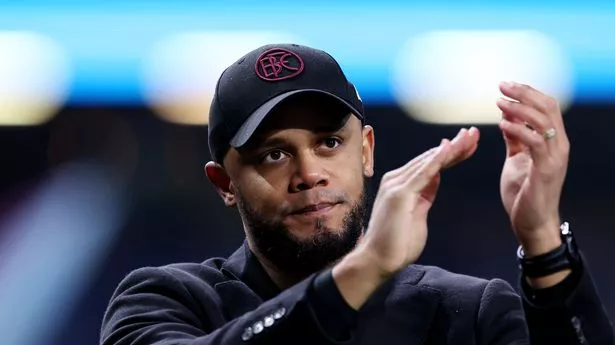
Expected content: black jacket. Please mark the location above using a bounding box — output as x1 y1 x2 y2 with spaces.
100 242 614 344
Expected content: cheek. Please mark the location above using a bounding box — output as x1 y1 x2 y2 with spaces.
333 153 365 197
236 173 288 215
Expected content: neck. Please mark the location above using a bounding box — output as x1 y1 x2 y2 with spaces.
258 254 304 290
244 237 304 289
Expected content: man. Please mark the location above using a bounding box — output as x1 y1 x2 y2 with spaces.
100 44 614 344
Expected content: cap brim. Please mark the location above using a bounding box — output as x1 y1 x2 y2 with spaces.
229 89 363 148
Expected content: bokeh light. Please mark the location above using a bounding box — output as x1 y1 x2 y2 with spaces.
0 31 71 126
392 30 574 124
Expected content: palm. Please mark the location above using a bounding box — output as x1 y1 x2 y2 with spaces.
500 149 558 234
500 151 528 228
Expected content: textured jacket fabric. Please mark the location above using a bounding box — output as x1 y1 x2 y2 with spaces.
100 242 614 345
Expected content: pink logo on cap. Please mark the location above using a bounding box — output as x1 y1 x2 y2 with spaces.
255 48 304 81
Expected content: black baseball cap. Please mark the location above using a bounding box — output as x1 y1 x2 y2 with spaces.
208 43 365 163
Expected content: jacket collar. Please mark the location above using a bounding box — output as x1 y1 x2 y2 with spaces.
220 240 281 301
220 240 432 301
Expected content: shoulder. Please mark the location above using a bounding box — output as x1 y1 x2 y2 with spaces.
105 258 234 323
415 264 489 290
101 258 237 341
410 264 519 303
406 265 526 339
113 257 230 297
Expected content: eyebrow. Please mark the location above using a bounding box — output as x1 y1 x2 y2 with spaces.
246 120 351 151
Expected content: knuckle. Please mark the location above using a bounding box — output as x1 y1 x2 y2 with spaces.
539 157 566 176
380 177 398 192
387 185 407 201
412 167 427 180
516 83 529 95
530 134 545 147
381 171 394 182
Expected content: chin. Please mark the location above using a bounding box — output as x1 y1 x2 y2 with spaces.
285 217 345 240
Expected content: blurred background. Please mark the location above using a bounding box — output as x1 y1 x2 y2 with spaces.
0 1 613 344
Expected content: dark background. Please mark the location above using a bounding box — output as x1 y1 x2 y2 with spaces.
2 103 613 345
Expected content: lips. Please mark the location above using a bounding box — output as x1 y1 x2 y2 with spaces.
291 202 340 215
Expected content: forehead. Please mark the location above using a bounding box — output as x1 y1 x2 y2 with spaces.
248 94 357 144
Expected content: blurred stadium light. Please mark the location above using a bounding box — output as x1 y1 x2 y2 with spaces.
0 31 71 126
392 30 573 124
0 1 613 115
0 163 125 345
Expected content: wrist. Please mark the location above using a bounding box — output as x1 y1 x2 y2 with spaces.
518 220 563 257
332 248 387 310
520 233 563 257
518 221 580 288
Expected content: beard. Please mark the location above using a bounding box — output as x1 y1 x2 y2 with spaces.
236 181 369 279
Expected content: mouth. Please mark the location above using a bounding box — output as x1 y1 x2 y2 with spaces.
290 202 341 217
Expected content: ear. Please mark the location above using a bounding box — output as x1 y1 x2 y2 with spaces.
361 125 375 177
204 161 237 207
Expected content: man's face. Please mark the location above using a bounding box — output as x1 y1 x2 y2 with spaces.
218 94 375 276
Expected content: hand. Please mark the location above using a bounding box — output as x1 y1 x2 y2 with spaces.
333 127 479 310
359 127 480 277
497 82 569 257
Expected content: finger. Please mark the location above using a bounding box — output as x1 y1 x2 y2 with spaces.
500 111 528 156
499 119 549 162
501 126 526 157
395 139 450 184
444 127 480 168
387 128 466 181
404 140 451 191
497 98 551 135
385 146 438 181
499 82 552 114
458 126 480 159
499 81 566 133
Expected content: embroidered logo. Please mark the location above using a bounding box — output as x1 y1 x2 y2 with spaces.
255 48 304 81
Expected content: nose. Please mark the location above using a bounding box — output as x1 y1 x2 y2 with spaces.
289 153 329 193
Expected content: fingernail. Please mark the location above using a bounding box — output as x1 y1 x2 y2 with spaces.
501 81 515 88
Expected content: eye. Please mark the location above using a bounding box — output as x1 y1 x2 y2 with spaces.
323 137 342 149
261 150 289 164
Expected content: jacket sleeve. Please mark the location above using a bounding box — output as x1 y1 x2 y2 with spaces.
520 255 615 345
475 257 615 345
100 266 356 345
476 278 531 345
